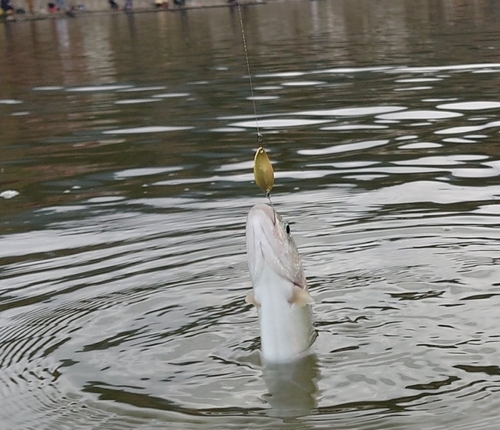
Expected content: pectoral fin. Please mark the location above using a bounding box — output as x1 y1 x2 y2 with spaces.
290 286 314 307
245 291 261 308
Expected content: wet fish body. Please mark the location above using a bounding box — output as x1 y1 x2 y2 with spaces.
246 203 316 362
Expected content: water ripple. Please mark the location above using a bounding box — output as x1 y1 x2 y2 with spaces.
229 119 331 128
437 101 500 111
3 3 500 428
377 110 462 120
102 126 194 134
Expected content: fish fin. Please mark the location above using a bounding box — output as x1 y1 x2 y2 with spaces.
290 286 314 307
245 291 261 308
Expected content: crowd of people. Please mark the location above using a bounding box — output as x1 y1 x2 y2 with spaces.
0 0 195 17
108 0 187 11
0 0 64 15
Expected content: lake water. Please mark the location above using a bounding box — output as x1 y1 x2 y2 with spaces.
2 0 500 428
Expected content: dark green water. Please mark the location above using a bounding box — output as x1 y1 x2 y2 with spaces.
1 1 500 428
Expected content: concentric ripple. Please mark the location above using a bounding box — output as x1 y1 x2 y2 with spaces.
2 1 500 429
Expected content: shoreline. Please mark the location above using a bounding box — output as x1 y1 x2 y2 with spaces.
0 0 265 22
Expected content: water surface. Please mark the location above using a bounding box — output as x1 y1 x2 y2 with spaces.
1 1 500 429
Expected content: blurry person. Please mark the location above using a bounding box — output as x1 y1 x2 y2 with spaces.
1 0 14 15
155 0 168 8
55 0 66 10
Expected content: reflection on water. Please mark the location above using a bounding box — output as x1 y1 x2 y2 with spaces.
262 354 320 418
2 0 500 429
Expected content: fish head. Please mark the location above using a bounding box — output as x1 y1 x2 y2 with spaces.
246 203 306 292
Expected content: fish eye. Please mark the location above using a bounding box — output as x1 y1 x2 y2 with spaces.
285 223 291 235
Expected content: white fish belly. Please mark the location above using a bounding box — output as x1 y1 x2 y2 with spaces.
256 269 314 362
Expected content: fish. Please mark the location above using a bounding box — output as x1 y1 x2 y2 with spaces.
246 203 316 362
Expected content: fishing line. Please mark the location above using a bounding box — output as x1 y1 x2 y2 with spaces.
237 1 261 143
237 1 275 215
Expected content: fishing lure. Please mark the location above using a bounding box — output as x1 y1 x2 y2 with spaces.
253 145 274 196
